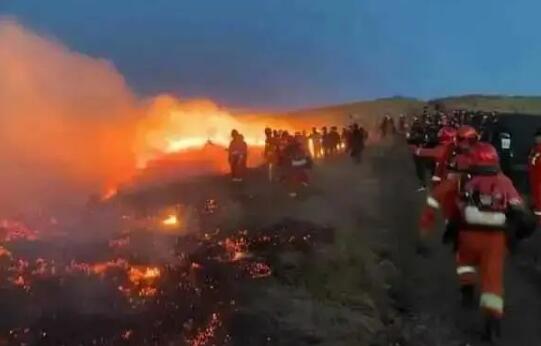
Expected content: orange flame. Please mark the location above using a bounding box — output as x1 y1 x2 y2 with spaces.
162 214 179 226
0 20 315 215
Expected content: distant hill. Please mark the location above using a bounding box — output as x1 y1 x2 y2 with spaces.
429 95 541 115
276 97 425 128
261 95 541 129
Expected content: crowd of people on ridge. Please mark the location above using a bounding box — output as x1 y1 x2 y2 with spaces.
227 123 368 197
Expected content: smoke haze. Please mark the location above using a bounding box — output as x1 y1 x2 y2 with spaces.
0 19 296 218
0 18 140 216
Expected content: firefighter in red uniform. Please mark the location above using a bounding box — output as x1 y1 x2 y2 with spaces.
414 126 457 186
445 126 477 174
228 129 248 182
283 135 311 197
264 127 279 182
419 143 535 341
528 128 541 218
418 126 479 244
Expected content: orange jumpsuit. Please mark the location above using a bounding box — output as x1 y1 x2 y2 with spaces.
528 143 541 216
284 141 310 195
415 143 455 185
228 137 248 181
420 172 522 319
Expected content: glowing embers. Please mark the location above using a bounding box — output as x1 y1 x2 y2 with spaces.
223 235 250 262
0 219 39 242
186 312 223 346
0 215 329 345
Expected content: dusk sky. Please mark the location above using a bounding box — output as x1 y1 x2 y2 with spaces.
1 0 540 110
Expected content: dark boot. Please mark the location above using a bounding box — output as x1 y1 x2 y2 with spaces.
482 316 502 343
460 285 476 308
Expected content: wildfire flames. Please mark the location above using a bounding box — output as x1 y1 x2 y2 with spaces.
162 214 179 226
0 19 302 215
0 18 337 346
130 95 293 188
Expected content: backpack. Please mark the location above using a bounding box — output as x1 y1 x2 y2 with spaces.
461 177 509 228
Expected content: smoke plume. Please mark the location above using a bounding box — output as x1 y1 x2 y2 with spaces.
0 19 295 218
0 18 139 216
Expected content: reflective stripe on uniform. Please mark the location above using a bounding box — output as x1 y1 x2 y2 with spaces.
431 175 442 182
509 198 523 206
480 293 504 313
426 196 440 209
292 159 307 167
456 266 477 276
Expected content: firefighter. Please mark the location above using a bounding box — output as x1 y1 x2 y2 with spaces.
329 126 341 155
309 127 323 159
341 127 351 152
443 126 478 178
407 117 428 190
264 127 274 160
321 127 331 158
528 128 541 218
349 123 365 164
414 126 457 186
380 115 393 138
301 130 310 154
419 143 535 341
283 135 311 198
455 125 479 156
228 130 248 182
264 127 279 182
398 114 407 134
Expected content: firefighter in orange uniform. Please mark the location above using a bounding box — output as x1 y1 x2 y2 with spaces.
418 126 480 231
228 129 248 182
264 128 279 182
528 128 541 218
419 143 535 341
283 135 311 197
414 126 457 186
445 126 478 176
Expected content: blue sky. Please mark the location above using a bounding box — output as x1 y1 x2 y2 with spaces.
1 0 540 110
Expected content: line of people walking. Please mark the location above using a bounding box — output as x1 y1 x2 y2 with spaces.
407 109 537 342
227 122 369 197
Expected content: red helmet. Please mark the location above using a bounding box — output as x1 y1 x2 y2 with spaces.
437 126 457 144
457 125 478 142
469 143 500 173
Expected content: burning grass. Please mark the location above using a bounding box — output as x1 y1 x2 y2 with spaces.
0 206 333 345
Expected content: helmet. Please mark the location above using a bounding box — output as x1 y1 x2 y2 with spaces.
456 125 478 151
469 143 500 174
437 126 457 144
457 125 478 142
